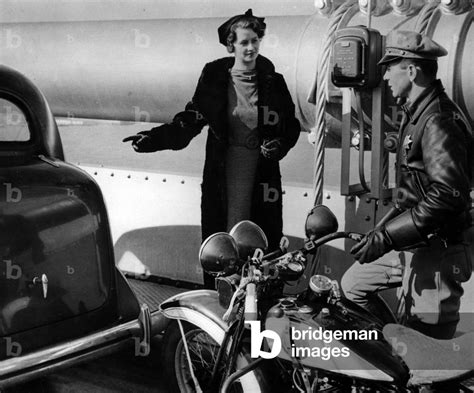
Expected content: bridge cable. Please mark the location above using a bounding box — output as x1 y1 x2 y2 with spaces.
308 0 359 279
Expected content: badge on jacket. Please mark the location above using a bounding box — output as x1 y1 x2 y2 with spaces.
403 135 413 156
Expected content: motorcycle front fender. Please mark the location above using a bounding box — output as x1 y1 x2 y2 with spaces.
160 290 229 343
160 290 273 393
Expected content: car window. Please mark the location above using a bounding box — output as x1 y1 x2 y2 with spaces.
0 98 30 142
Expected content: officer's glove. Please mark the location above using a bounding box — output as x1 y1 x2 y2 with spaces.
350 228 393 264
261 139 283 160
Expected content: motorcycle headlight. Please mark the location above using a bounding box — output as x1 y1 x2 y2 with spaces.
199 232 240 275
229 220 268 260
305 205 339 240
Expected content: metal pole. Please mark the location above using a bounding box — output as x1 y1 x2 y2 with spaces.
367 0 372 28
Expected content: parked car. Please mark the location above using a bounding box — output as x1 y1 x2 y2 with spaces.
0 65 183 389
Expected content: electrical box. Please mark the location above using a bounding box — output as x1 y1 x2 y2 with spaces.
331 26 382 89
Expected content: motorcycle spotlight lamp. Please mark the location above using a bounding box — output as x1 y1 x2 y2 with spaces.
229 220 268 261
440 0 472 15
199 232 240 275
388 0 425 16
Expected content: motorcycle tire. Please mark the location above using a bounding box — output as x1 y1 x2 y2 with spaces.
162 320 269 393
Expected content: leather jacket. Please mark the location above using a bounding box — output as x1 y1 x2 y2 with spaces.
385 80 473 249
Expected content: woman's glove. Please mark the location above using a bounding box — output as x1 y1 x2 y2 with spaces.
260 138 284 160
350 228 393 264
122 132 153 152
122 124 178 152
123 110 205 153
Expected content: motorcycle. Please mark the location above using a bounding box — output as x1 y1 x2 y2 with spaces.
160 205 474 393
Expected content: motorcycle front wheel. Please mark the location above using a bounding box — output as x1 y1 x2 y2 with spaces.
162 320 268 393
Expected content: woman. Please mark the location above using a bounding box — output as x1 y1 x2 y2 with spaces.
124 9 300 288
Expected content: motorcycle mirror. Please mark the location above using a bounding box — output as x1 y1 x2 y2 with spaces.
229 220 268 260
199 232 240 275
279 236 289 250
305 205 339 240
252 248 264 261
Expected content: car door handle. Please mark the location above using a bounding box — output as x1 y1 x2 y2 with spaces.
33 274 49 299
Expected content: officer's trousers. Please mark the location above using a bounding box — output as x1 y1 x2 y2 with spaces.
341 237 472 339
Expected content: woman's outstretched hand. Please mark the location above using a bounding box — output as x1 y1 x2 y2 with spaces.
122 133 152 152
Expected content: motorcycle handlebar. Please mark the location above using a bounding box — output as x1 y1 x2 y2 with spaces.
244 283 258 321
262 231 363 267
262 247 286 261
309 231 363 250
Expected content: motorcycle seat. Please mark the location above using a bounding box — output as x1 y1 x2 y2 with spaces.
383 323 474 386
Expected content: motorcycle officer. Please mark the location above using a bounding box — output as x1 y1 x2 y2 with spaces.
341 30 473 340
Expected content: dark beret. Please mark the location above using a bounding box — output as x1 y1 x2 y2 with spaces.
378 30 448 65
217 9 266 46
